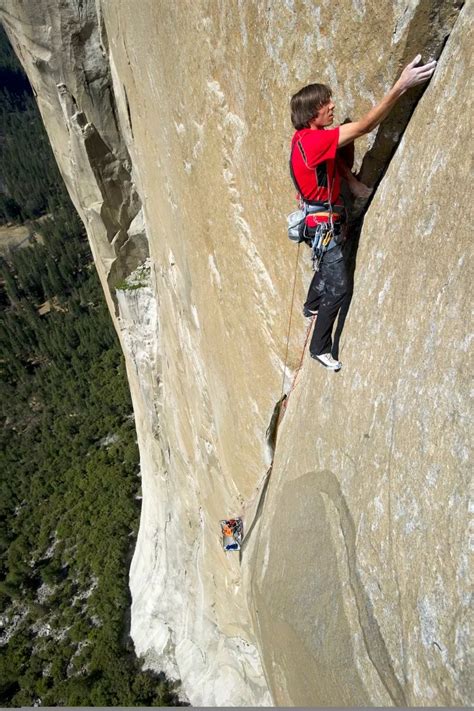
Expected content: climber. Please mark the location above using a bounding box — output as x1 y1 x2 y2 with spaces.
220 518 243 551
290 54 437 370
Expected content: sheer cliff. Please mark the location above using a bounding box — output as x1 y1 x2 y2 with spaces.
1 0 470 706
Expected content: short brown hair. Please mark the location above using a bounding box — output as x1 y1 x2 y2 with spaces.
290 83 332 130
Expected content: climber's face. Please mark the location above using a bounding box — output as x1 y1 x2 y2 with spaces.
312 99 335 128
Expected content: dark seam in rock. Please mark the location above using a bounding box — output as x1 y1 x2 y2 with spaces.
358 3 462 203
124 85 134 139
240 394 286 558
305 469 407 706
239 464 272 562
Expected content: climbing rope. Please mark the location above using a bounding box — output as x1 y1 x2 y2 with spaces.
280 241 301 401
282 313 314 412
279 167 336 407
239 247 315 556
279 241 316 412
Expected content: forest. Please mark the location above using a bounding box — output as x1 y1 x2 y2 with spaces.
0 24 68 224
0 24 183 707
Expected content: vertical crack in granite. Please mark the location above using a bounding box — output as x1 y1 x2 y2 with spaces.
357 0 462 189
332 7 461 360
250 1 471 704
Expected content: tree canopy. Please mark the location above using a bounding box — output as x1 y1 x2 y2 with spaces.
0 23 184 707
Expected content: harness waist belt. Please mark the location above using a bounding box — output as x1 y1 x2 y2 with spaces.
304 201 345 214
307 210 343 221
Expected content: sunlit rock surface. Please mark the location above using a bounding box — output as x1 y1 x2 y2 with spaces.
248 4 473 705
0 0 470 705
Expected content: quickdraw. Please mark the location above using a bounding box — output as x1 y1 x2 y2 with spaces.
311 223 334 272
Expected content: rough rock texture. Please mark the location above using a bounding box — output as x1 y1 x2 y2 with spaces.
248 4 473 705
0 0 147 318
1 0 470 706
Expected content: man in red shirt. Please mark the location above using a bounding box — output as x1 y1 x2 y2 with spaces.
290 54 436 370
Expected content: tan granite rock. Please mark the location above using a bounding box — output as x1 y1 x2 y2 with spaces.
248 3 472 705
1 0 469 705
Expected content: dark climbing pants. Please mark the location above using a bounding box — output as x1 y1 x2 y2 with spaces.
304 245 349 356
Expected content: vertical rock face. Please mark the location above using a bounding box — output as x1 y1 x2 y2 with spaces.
0 0 147 317
1 0 470 705
249 3 472 706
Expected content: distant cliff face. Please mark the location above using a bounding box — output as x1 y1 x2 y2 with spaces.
1 0 470 706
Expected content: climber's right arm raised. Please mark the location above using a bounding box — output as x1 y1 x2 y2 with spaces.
338 55 437 147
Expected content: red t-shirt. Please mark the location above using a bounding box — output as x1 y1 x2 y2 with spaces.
290 127 341 204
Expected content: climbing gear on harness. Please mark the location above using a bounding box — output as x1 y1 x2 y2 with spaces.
287 208 306 242
303 306 318 318
311 222 336 271
287 202 344 245
288 139 346 246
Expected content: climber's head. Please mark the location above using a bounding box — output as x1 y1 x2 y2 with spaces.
290 83 334 130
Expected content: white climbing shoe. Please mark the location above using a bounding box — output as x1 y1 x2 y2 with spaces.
311 351 342 371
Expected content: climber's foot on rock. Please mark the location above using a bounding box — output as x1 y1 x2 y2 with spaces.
310 351 342 371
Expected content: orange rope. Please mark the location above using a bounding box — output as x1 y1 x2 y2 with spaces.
279 240 316 416
282 314 314 412
280 242 301 401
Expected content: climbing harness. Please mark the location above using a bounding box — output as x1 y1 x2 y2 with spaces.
281 140 338 399
288 137 346 261
281 134 348 398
